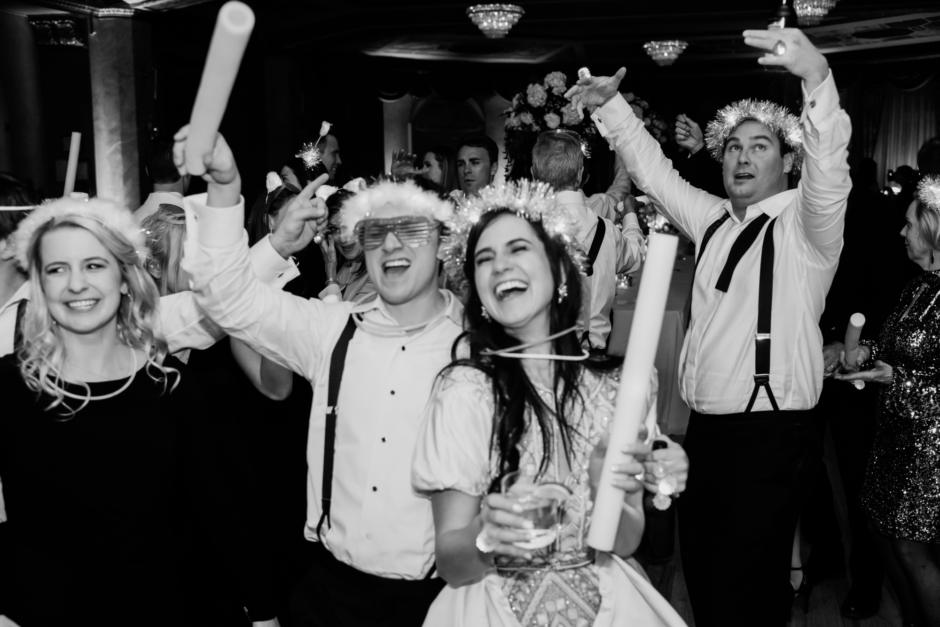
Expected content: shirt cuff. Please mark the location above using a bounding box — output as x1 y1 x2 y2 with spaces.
591 93 633 137
251 235 300 288
801 69 838 128
622 213 640 229
182 192 245 249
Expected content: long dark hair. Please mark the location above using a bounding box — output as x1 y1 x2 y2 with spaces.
422 145 459 194
246 185 298 247
444 209 620 491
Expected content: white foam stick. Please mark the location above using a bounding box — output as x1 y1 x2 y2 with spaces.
587 233 678 552
184 1 255 176
844 313 866 369
63 132 81 196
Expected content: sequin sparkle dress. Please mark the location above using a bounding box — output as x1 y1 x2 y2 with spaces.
860 269 940 544
412 366 687 627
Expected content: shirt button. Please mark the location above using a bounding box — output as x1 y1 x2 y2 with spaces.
401 346 406 351
810 100 816 108
372 486 377 492
381 437 386 443
390 390 395 395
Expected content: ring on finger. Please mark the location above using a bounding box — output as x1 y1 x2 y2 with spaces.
773 40 787 56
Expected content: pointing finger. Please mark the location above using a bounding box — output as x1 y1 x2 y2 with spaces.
297 174 331 203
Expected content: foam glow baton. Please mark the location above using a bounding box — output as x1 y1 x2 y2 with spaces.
844 313 866 389
587 233 678 552
184 1 255 176
63 132 81 196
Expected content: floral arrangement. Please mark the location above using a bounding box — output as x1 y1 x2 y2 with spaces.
503 71 672 180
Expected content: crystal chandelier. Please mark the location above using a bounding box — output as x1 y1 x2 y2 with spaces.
466 4 525 39
643 40 689 66
793 0 838 26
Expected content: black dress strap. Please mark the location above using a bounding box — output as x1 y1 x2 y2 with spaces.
584 217 606 277
745 218 780 413
316 315 358 542
715 213 770 293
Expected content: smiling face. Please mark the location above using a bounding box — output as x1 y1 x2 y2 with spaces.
329 211 361 260
422 152 443 186
320 135 342 182
473 214 555 339
39 226 124 337
457 146 496 197
362 210 441 306
721 121 792 209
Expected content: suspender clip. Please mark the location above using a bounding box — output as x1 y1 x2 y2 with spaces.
754 374 770 384
755 333 771 341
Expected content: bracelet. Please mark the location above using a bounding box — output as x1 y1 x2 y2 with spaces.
325 278 338 286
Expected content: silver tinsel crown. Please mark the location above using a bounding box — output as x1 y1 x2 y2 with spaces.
705 99 804 170
918 175 940 212
439 180 587 294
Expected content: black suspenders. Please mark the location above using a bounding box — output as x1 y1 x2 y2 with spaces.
580 217 607 347
695 212 780 413
314 314 439 579
316 316 358 542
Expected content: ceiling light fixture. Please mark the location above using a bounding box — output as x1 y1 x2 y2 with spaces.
466 4 525 39
793 0 838 26
643 40 688 66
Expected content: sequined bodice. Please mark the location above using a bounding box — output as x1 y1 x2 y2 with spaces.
490 372 620 626
874 270 940 418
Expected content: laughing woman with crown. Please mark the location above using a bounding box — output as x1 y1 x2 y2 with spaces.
411 182 689 626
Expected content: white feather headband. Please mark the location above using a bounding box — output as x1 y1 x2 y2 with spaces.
705 99 804 171
918 175 940 212
13 197 147 271
439 180 587 294
339 178 454 235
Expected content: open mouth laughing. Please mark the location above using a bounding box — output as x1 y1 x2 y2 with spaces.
494 279 528 301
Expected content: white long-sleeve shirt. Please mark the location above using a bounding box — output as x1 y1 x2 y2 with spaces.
591 71 851 414
181 198 464 580
555 191 644 349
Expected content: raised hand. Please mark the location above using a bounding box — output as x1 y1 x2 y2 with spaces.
743 28 829 92
173 124 241 207
564 67 627 119
675 114 704 154
390 149 419 179
269 174 330 259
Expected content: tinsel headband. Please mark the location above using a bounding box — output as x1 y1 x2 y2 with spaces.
13 197 148 271
705 99 804 171
340 178 454 235
439 180 587 294
918 175 940 212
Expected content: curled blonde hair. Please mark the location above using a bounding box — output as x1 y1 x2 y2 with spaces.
16 201 177 414
141 206 187 296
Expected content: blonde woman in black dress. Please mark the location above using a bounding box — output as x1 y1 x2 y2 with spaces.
838 176 940 626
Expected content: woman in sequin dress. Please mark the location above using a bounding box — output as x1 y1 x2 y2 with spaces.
838 176 940 625
411 183 688 627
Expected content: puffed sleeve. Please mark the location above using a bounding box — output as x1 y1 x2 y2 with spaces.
412 367 495 498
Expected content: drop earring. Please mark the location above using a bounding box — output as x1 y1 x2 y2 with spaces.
557 282 568 304
481 306 491 321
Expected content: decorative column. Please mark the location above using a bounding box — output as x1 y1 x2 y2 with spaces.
88 16 151 209
0 11 49 191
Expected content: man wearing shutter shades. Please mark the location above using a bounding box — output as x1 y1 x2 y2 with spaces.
566 27 851 626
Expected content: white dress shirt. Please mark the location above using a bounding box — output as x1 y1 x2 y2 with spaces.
181 198 465 580
591 71 851 414
555 190 644 349
133 190 185 223
586 153 631 222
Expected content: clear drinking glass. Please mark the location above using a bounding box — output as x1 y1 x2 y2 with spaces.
500 469 568 550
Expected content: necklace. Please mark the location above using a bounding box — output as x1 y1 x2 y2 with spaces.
481 325 589 362
53 349 139 402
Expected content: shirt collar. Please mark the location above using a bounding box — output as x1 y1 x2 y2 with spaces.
1 280 30 314
722 189 797 223
351 288 463 330
554 190 596 231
